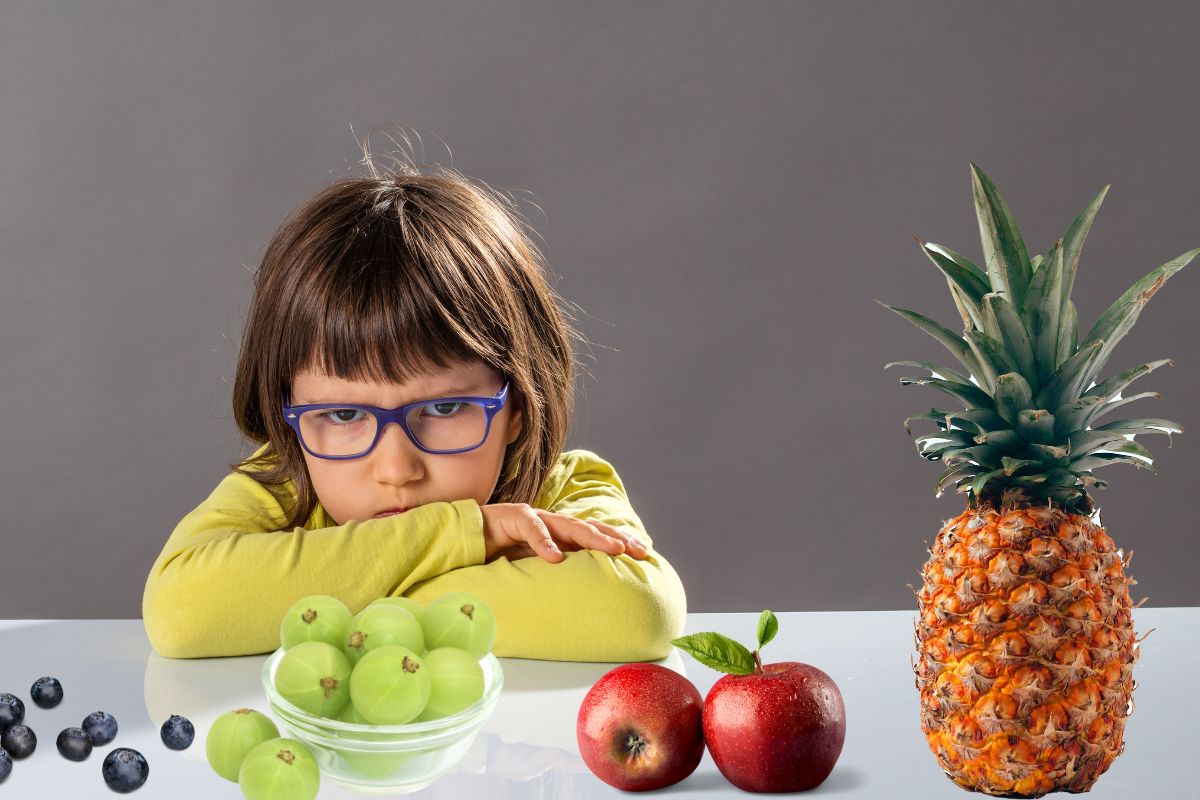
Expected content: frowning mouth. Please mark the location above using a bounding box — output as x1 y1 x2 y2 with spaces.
374 508 411 518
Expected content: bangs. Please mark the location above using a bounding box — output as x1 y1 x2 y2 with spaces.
277 213 504 391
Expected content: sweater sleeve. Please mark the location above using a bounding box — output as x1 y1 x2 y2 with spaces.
141 470 486 659
403 450 688 662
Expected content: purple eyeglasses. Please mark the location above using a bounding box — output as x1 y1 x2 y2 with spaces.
282 378 510 459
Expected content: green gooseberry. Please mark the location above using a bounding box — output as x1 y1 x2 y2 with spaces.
420 592 496 658
238 737 320 800
421 647 485 720
343 604 424 666
336 701 372 725
205 708 280 782
279 595 353 651
275 641 351 718
368 595 425 624
334 706 416 782
340 747 415 781
349 645 431 725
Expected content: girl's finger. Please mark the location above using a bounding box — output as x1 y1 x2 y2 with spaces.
524 509 564 562
535 510 618 558
589 520 649 559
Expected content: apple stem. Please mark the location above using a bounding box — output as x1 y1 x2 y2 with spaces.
752 649 762 674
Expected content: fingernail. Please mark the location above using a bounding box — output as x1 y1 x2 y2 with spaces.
547 542 560 553
630 537 646 550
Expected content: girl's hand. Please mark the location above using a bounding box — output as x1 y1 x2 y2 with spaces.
480 503 650 564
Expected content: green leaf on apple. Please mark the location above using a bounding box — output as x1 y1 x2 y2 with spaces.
756 611 778 650
669 632 756 675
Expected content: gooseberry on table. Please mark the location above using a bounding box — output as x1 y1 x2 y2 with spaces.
205 708 281 782
238 737 320 800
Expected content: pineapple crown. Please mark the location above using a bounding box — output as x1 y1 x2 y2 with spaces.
882 163 1198 515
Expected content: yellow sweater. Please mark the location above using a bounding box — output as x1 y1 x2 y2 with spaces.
142 445 687 661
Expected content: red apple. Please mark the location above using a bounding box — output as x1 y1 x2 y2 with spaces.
703 661 845 792
576 663 705 791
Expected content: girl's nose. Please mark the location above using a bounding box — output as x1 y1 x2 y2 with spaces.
369 421 425 482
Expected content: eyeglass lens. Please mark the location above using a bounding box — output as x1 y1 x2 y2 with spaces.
297 400 489 456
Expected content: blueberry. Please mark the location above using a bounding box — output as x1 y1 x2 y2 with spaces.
82 711 119 746
0 748 10 784
0 694 24 732
31 676 63 709
56 726 93 761
1 724 36 759
102 747 149 793
159 714 194 750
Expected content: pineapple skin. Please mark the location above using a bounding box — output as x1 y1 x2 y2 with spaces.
914 501 1139 797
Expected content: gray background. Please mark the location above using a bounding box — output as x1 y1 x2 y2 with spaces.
2 1 1197 620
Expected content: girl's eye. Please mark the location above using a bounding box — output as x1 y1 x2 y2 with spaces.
319 408 366 425
422 401 465 418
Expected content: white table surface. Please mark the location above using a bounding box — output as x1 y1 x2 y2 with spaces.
0 609 1194 797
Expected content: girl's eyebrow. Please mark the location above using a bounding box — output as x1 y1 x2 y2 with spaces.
299 383 482 405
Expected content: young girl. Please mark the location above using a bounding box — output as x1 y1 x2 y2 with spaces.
141 145 687 661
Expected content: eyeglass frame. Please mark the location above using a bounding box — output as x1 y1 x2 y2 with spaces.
281 378 511 459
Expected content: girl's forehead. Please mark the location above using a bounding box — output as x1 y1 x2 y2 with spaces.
291 359 495 399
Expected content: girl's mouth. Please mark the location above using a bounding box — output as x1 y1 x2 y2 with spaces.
374 508 410 518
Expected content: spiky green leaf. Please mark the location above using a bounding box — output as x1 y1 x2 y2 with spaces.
1092 417 1183 436
919 239 990 324
945 409 1010 434
993 372 1034 426
1056 299 1079 370
970 162 1033 308
1058 184 1110 312
1001 456 1041 476
1023 240 1064 388
983 293 1038 391
1053 396 1106 440
904 408 958 436
879 302 983 380
899 377 995 409
1079 247 1199 380
1083 359 1173 402
1036 339 1104 411
935 463 984 496
924 242 988 284
886 360 973 386
975 429 1026 450
963 333 1000 394
971 468 1006 498
1067 430 1135 459
1016 409 1056 445
944 444 1004 469
1026 443 1070 465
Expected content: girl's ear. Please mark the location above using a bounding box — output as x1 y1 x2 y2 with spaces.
504 406 522 445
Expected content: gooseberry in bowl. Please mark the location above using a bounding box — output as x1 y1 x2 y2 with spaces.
275 641 352 719
367 596 425 624
261 645 503 794
343 604 425 666
420 593 496 658
279 595 354 651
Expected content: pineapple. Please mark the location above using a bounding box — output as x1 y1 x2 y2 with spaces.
882 163 1197 796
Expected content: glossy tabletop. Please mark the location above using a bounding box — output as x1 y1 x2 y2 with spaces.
0 609 1194 797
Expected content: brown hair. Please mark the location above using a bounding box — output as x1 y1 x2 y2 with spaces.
228 132 587 532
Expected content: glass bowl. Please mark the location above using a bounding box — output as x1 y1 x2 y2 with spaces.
261 647 503 794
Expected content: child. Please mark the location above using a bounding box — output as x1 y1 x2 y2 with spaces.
141 143 687 661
